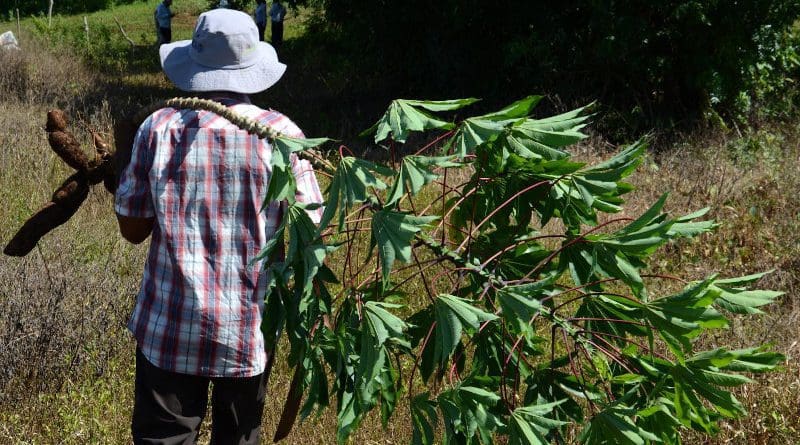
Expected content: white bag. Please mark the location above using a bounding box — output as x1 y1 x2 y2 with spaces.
0 31 20 50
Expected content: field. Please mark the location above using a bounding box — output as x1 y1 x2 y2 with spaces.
1 3 800 444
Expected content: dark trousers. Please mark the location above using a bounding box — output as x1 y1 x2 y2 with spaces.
132 349 267 445
157 27 172 44
257 23 266 42
271 21 283 46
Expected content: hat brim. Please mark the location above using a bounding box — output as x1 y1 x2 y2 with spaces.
159 40 286 94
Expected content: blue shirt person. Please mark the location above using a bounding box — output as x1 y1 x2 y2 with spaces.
154 0 175 44
269 1 286 47
254 0 267 41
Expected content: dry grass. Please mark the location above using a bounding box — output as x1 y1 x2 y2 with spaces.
1 28 800 445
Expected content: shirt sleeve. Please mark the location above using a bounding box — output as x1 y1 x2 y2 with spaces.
291 153 324 224
115 120 155 218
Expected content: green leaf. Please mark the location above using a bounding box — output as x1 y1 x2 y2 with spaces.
509 400 569 445
514 106 591 150
385 155 462 206
366 98 478 143
363 301 408 346
371 210 437 285
412 393 439 445
644 278 728 359
579 405 659 445
497 285 546 335
320 157 393 230
264 137 330 203
710 273 783 314
337 386 364 444
483 95 543 120
434 294 498 364
438 384 505 444
582 139 646 181
452 117 508 157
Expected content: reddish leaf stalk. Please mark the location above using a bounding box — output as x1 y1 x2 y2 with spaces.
408 321 437 399
562 328 598 412
569 317 647 327
551 291 640 313
479 234 567 269
521 216 637 282
456 180 552 252
413 130 455 156
579 329 670 361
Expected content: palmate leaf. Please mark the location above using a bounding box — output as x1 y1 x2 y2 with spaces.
496 279 553 335
450 96 544 157
320 157 393 231
371 210 437 285
508 400 570 445
434 294 499 366
439 385 505 444
412 393 439 445
365 98 479 143
357 302 409 407
710 272 783 314
385 155 462 206
558 194 715 298
511 105 591 154
264 136 330 203
670 361 750 430
579 405 660 445
643 278 728 360
521 142 640 230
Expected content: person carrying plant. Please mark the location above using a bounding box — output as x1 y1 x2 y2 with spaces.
154 0 175 44
269 0 286 47
115 8 323 444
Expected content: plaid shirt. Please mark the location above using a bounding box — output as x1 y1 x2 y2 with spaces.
115 98 323 377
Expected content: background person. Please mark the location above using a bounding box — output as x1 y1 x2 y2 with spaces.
154 0 175 44
254 0 267 42
269 0 286 47
115 8 323 444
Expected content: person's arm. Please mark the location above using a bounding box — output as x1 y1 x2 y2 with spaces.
115 118 157 244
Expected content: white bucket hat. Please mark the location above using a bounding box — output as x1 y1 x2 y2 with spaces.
159 9 286 94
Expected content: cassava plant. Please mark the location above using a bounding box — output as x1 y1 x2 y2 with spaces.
3 96 783 443
260 96 784 444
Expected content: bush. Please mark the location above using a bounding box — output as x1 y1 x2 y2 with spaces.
309 0 800 127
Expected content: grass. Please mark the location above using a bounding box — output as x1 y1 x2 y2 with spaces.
1 5 800 445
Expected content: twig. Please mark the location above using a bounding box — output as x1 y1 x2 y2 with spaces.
113 17 136 47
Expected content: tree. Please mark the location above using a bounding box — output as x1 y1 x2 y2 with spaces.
304 0 800 125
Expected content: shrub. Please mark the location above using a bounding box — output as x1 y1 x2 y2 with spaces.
307 0 800 127
258 96 785 444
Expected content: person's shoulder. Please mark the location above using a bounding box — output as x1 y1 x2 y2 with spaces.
251 106 303 138
139 107 182 132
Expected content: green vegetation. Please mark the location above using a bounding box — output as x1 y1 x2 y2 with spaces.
308 0 800 131
261 96 785 444
1 1 800 444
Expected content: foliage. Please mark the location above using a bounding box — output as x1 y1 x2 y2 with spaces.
302 0 800 126
9 0 116 16
262 96 785 444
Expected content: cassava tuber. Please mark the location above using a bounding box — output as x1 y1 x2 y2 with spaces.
4 110 117 257
48 129 89 171
3 178 89 257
